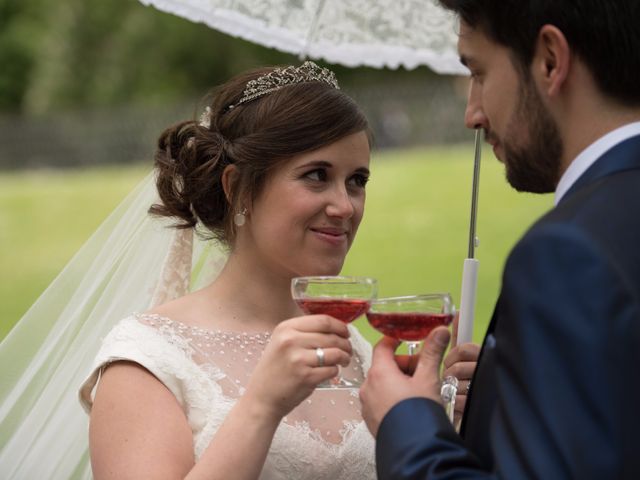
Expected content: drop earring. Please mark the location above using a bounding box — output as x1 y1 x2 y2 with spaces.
233 207 248 227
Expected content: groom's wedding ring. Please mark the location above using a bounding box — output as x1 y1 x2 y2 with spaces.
315 347 325 367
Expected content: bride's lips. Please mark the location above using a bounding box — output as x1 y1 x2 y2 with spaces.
310 227 349 245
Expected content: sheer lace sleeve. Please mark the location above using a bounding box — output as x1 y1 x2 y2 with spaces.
81 315 187 412
78 314 222 458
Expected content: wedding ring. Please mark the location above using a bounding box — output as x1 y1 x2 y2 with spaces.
466 380 471 393
315 347 325 367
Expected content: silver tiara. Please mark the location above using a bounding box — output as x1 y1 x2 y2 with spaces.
228 61 339 110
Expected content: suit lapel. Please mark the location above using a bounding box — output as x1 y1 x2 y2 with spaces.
459 297 500 437
563 134 640 203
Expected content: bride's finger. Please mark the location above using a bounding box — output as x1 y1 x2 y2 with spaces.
295 332 353 354
308 366 341 385
286 315 351 337
443 360 477 381
269 330 352 358
443 342 480 368
456 380 472 396
307 347 351 369
454 395 466 414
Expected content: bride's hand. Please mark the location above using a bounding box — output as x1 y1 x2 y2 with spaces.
244 315 352 418
443 342 480 424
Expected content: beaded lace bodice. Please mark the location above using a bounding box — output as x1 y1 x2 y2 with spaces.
80 313 375 479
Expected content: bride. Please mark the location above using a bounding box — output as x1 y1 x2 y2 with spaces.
0 61 476 479
81 61 375 479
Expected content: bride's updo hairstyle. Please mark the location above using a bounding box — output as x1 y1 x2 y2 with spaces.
150 62 370 247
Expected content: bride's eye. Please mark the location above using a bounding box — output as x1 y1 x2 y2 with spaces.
303 169 327 182
348 173 369 189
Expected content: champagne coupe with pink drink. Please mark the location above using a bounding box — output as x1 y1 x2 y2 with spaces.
291 276 377 389
367 293 459 422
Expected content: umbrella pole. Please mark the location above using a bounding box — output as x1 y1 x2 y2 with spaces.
299 0 328 61
457 128 482 345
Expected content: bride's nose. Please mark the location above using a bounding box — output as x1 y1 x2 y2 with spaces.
325 186 355 219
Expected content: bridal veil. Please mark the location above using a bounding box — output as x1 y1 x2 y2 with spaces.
0 172 226 478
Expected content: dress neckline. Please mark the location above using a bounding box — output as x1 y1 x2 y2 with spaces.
133 312 272 340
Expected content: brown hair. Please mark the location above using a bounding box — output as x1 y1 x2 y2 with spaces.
150 65 371 247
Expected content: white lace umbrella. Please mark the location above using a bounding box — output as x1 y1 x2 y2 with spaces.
137 0 467 74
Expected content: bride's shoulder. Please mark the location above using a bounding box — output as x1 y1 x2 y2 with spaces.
143 290 212 329
100 297 200 346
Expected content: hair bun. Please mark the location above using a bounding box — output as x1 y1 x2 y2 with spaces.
149 120 201 229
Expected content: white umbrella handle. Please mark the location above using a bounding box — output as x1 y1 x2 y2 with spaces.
457 258 478 345
456 129 482 346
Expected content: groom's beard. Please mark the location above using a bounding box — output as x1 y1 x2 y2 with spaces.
502 74 563 194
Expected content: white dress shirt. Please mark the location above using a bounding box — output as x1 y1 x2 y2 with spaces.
555 121 640 205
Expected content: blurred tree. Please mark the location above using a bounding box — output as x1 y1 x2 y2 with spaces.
21 0 302 113
0 0 45 111
1 0 442 114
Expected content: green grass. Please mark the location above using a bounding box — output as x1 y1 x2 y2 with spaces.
0 146 553 344
0 166 149 339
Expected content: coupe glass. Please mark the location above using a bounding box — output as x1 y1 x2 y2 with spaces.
366 293 459 422
291 275 377 389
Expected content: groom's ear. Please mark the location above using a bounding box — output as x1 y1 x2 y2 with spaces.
533 24 570 98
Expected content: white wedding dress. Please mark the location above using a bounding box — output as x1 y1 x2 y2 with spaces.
79 313 376 479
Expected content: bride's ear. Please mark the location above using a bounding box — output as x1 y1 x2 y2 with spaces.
221 164 238 204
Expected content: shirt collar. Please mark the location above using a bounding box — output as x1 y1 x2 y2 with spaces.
554 121 640 205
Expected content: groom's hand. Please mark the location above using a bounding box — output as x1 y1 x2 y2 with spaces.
359 327 451 436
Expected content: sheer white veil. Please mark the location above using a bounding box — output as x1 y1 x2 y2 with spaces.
0 171 227 479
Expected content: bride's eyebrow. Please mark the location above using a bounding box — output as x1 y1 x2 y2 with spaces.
294 160 369 175
296 160 333 170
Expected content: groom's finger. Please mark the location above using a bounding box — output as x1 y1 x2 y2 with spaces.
372 336 401 370
451 312 460 346
395 354 419 375
373 336 400 358
416 327 451 374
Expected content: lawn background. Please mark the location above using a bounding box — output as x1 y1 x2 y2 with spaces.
0 145 552 344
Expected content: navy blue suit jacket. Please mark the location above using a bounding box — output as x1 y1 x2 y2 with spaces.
376 135 640 479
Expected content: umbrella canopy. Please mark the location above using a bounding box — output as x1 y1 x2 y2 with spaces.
138 0 467 74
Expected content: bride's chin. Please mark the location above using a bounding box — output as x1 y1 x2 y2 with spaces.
300 263 344 278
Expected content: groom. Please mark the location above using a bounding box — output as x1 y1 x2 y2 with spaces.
360 1 640 478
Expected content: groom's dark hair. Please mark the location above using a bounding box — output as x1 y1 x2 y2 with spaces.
439 0 640 105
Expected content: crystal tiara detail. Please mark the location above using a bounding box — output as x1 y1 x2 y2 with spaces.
228 61 340 110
